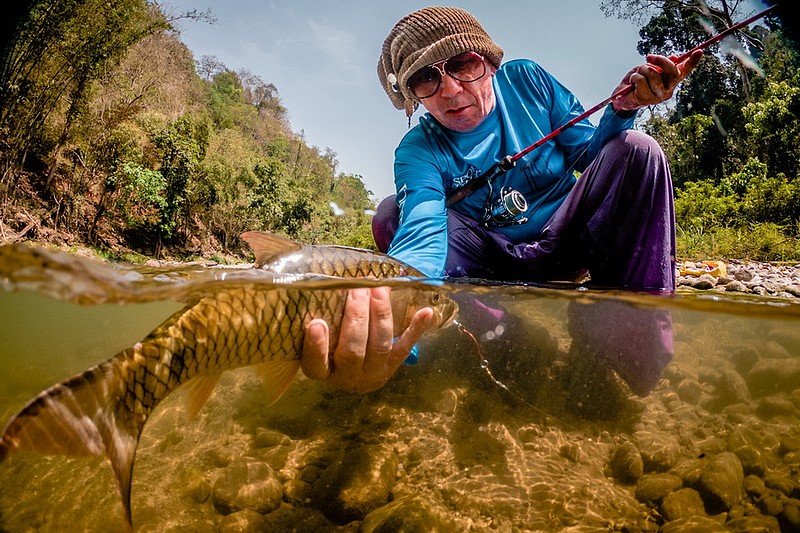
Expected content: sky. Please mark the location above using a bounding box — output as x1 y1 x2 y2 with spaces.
164 0 770 201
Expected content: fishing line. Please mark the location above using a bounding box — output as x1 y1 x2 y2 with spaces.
445 5 778 209
454 320 584 432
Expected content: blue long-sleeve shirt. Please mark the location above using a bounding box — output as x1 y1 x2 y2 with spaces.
387 59 637 277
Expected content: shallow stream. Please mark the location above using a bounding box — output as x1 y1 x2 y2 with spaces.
1 243 799 532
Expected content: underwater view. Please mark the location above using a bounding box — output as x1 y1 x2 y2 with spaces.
1 243 799 532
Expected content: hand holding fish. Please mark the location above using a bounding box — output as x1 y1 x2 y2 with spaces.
301 286 436 393
612 51 703 112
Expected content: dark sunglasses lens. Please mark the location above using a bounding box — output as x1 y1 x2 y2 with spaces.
408 66 441 99
445 53 485 82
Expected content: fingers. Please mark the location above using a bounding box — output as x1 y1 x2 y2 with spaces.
363 287 395 375
389 307 435 367
300 287 436 394
615 51 704 111
301 319 331 380
334 287 372 367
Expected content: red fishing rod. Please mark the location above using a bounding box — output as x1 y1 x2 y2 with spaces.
446 4 778 208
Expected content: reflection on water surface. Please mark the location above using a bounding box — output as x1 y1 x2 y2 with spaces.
1 244 799 532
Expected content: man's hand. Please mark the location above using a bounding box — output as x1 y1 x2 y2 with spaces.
301 286 436 393
612 50 703 112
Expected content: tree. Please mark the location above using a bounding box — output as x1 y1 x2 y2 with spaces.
0 0 167 186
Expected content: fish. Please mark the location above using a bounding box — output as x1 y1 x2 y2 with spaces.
0 232 458 531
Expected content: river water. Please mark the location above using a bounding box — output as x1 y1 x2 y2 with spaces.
0 243 799 532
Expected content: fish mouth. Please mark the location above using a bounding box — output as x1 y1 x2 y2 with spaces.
438 301 459 329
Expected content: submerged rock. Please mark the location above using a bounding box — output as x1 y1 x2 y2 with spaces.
211 459 282 515
659 515 728 532
635 431 681 472
361 495 456 532
634 473 683 504
217 510 270 533
726 514 781 532
747 358 800 396
609 442 644 484
731 445 766 477
698 452 744 512
660 487 707 521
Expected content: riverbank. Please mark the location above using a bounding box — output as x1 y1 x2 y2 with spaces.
678 260 800 299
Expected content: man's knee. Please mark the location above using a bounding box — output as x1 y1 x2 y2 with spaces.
607 130 667 165
372 195 398 253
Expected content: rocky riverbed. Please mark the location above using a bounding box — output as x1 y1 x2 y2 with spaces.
1 258 799 532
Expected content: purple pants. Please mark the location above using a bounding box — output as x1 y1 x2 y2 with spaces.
374 131 675 395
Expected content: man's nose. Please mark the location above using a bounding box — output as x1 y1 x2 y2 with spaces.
438 72 463 97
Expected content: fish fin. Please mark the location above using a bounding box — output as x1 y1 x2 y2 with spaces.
254 360 302 405
0 362 118 460
0 359 142 532
183 374 221 420
105 416 138 533
240 231 303 268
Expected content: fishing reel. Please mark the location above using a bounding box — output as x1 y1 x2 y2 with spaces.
482 185 528 228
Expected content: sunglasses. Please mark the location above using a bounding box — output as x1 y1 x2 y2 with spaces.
407 51 487 100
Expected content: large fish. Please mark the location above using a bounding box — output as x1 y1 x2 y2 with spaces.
0 232 457 531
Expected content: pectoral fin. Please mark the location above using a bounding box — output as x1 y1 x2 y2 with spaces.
254 360 302 405
183 374 221 420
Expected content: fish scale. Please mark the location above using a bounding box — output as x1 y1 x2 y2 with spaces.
117 285 346 432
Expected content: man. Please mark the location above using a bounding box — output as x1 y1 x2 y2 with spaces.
300 7 701 397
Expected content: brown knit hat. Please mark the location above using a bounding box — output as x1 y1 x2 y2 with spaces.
378 6 504 117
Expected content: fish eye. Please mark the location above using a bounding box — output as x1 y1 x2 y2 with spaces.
432 293 440 303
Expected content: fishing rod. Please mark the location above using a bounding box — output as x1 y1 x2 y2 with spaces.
445 4 778 209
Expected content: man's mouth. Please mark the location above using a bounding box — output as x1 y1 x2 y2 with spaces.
447 104 470 114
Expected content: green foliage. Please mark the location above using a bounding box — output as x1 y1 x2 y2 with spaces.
741 174 800 228
108 161 167 231
674 180 740 229
149 114 209 248
742 80 800 178
677 223 800 262
0 1 376 258
720 157 767 196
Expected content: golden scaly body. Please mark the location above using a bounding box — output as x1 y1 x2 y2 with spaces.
118 285 344 432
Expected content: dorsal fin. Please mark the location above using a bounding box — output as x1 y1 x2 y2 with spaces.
240 231 303 268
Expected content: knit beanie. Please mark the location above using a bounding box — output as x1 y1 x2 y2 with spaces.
378 6 504 117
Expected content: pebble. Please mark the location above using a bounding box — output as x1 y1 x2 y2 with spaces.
678 260 800 299
698 452 745 512
609 442 644 484
361 495 457 532
660 487 707 521
211 459 282 515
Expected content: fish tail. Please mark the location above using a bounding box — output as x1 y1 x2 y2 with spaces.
0 355 141 531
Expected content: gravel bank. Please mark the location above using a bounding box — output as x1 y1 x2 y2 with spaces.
678 260 800 299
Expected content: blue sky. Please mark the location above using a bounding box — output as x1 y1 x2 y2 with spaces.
165 0 770 201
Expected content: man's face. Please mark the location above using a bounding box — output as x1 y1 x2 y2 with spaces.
417 60 497 133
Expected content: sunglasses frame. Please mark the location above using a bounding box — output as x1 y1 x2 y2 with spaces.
407 51 487 100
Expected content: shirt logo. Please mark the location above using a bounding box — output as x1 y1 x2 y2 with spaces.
452 165 481 189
